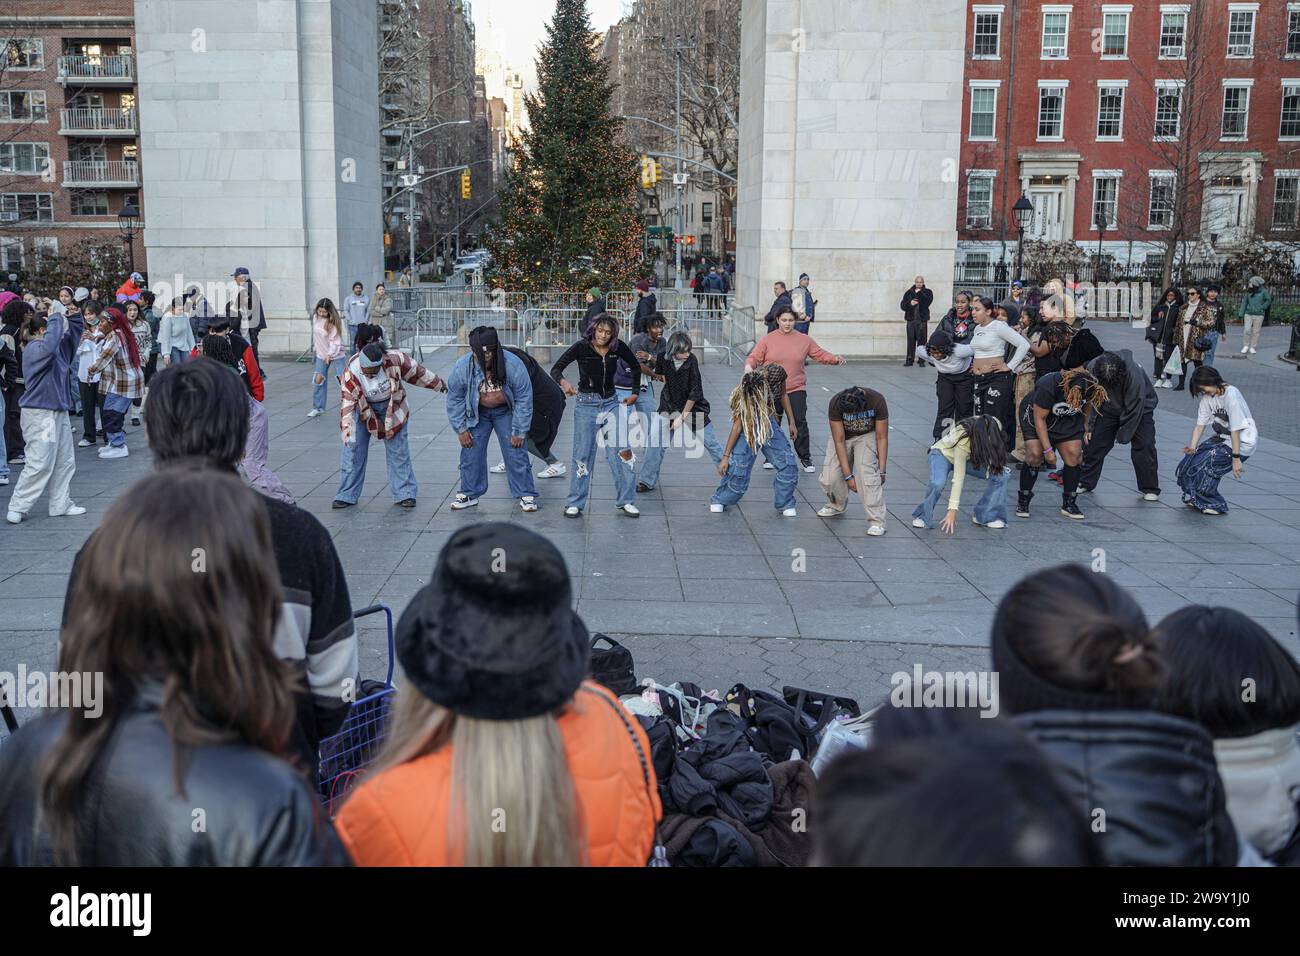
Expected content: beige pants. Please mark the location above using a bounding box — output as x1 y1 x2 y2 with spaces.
819 432 886 526
1243 314 1264 350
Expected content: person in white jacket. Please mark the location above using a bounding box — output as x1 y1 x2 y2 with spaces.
158 296 197 366
1155 605 1300 865
74 303 106 447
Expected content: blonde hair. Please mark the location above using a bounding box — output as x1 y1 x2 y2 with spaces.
729 371 775 450
1043 279 1077 321
371 681 585 866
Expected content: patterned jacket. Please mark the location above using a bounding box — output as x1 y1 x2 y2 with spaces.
87 328 144 399
340 350 445 440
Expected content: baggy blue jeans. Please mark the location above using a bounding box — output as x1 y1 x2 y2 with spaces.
566 393 637 510
459 402 537 500
640 417 725 489
1176 441 1243 513
335 404 418 504
710 420 798 511
912 449 1010 527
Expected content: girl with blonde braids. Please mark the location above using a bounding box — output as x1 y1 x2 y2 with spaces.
1019 366 1108 520
710 365 800 516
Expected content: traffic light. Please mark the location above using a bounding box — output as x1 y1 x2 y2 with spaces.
641 156 662 190
460 168 471 200
652 159 662 184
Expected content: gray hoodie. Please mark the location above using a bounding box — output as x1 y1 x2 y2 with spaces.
19 309 84 411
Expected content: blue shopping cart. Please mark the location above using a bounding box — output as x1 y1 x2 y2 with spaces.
317 603 397 815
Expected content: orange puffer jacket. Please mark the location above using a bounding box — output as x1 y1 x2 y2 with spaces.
334 681 662 866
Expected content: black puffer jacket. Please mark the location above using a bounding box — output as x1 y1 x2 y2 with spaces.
937 307 975 345
1016 709 1239 866
0 689 349 866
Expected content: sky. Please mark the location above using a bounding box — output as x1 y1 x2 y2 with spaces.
472 0 627 91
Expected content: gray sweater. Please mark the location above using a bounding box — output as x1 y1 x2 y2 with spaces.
19 309 84 412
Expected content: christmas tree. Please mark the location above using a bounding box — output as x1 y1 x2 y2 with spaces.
486 0 643 292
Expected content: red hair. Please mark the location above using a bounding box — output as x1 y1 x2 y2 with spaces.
105 307 141 369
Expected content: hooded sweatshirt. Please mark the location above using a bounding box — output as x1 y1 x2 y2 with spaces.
1086 348 1157 443
18 309 84 411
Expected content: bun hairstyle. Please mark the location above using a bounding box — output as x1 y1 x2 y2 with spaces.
992 564 1165 715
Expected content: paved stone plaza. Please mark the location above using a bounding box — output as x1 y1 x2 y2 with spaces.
3 322 1298 719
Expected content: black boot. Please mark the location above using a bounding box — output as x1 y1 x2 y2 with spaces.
1060 493 1085 520
1016 491 1033 518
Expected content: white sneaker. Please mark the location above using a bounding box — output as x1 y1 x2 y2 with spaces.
450 494 478 510
519 496 537 512
5 511 20 524
1249 348 1257 354
50 504 86 517
1201 508 1223 515
709 502 724 513
912 517 926 528
762 461 774 470
801 462 816 474
1142 492 1160 502
537 462 567 478
1241 346 1249 354
564 505 582 517
0 475 6 486
972 517 1006 529
98 445 128 459
866 524 886 536
817 506 843 517
618 503 640 517
782 507 798 517
77 437 93 447
307 408 322 418
490 461 506 474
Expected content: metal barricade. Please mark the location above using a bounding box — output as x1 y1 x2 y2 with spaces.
404 306 524 363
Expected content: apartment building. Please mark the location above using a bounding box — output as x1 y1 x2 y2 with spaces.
1 2 141 276
957 0 1300 278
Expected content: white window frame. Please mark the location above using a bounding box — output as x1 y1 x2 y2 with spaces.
1091 171 1123 231
32 236 57 264
965 170 997 229
1273 171 1300 230
1159 5 1189 59
1101 5 1132 60
70 190 110 217
0 90 48 123
968 80 1001 142
972 5 1005 59
962 252 993 282
1282 81 1300 140
1 38 44 71
1221 79 1253 142
0 237 23 272
1155 80 1185 141
1041 6 1072 59
1226 4 1258 59
1096 81 1128 141
1148 171 1176 230
1037 80 1069 142
1288 3 1300 59
0 192 54 223
0 141 50 176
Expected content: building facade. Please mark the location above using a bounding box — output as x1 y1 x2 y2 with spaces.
957 0 1300 280
1 2 142 277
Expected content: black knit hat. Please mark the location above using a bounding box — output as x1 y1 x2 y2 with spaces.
395 523 589 720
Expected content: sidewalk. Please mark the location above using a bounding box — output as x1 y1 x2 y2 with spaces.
3 324 1297 719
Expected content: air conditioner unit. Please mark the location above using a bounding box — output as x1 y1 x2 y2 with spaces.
1227 44 1252 56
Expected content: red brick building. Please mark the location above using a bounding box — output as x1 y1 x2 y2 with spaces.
0 2 141 278
956 0 1300 280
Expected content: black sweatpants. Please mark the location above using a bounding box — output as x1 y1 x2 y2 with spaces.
775 389 811 463
4 383 23 457
934 370 974 439
905 320 927 363
79 381 105 442
973 370 1016 447
1079 409 1160 495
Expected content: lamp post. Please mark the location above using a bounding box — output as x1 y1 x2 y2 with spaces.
1013 194 1034 282
117 198 140 276
1094 209 1108 281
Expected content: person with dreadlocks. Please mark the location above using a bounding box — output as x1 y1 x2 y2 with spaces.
550 313 641 518
916 328 974 440
911 414 1010 533
710 364 800 516
1077 350 1160 500
201 334 295 505
1017 365 1109 520
446 326 537 513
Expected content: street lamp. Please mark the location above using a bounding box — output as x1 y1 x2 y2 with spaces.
1094 208 1109 281
1013 194 1034 282
117 198 140 276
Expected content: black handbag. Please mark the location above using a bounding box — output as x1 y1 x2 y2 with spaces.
588 634 638 696
1194 335 1214 351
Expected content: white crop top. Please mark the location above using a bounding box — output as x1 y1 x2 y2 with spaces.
969 320 1029 372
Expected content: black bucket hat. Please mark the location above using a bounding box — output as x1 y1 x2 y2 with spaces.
395 523 589 720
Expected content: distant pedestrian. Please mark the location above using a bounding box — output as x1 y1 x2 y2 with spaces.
368 283 394 342
1 297 28 462
158 296 196 368
308 298 346 419
343 282 370 339
397 266 413 289
633 280 657 334
582 286 605 336
1148 288 1183 387
1239 276 1272 355
1203 284 1227 365
763 280 792 333
900 276 933 366
229 267 267 370
791 273 816 334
